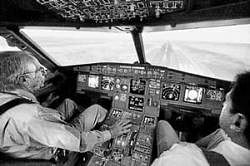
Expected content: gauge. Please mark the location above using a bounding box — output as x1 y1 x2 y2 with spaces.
206 89 224 101
130 79 146 95
162 83 180 101
101 76 115 90
88 75 99 88
184 86 203 103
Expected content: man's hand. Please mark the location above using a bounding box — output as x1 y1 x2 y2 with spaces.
41 92 60 107
109 119 132 138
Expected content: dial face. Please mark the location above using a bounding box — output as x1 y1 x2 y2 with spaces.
162 83 180 101
101 76 115 90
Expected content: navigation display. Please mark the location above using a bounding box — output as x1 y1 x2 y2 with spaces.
130 79 146 95
128 96 144 112
88 75 99 88
162 83 180 101
101 76 115 91
184 86 203 103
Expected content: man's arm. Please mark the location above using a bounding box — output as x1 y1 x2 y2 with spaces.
25 116 131 152
195 129 228 149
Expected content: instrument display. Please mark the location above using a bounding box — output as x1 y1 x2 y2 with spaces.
130 79 146 95
162 83 180 101
77 74 87 83
128 96 144 112
184 86 204 104
205 89 224 101
101 76 115 91
88 75 99 88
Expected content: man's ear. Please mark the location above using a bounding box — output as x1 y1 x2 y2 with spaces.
230 113 247 132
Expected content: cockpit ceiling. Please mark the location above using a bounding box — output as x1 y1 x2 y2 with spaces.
0 0 250 27
35 0 186 23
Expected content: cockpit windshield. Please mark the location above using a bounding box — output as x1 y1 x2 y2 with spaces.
20 28 137 66
17 24 250 81
143 24 250 80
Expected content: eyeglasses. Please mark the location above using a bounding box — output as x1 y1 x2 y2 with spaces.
23 67 47 76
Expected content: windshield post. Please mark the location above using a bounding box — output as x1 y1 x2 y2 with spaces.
131 26 146 64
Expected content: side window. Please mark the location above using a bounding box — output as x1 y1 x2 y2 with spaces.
0 36 20 52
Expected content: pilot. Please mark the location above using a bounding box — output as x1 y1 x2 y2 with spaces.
152 72 250 166
0 51 131 162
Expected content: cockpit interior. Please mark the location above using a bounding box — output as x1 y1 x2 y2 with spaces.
1 0 250 165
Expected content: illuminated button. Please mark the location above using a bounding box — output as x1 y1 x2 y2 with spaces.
121 141 125 147
114 95 119 100
146 137 150 143
116 78 121 83
121 85 128 91
120 94 127 101
116 84 121 89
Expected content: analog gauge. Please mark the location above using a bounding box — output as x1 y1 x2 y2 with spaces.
162 83 180 101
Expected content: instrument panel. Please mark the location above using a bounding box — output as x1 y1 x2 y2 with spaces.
75 63 228 116
73 63 229 166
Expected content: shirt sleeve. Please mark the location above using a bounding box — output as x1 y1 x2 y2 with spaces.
79 130 111 152
25 117 111 152
151 143 210 166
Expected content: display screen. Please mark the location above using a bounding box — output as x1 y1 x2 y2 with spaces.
184 86 203 103
162 83 180 101
130 79 146 95
101 76 115 91
77 74 87 83
88 75 99 88
206 89 224 101
128 96 144 112
110 109 123 119
143 116 156 126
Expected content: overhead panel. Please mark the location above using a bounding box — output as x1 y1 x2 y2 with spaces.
35 0 186 23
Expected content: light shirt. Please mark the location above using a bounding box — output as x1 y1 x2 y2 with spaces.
0 91 111 159
152 140 250 166
212 140 250 166
151 142 209 166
